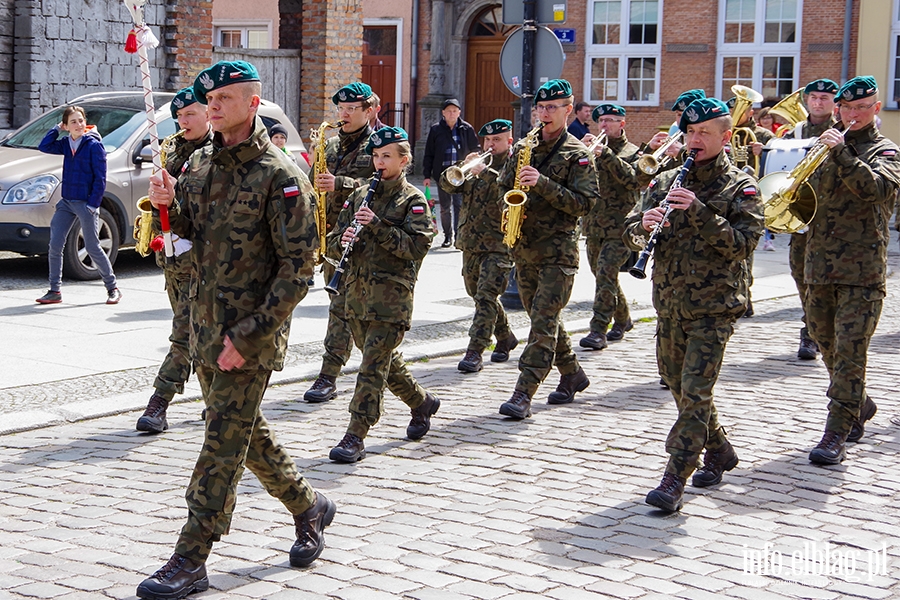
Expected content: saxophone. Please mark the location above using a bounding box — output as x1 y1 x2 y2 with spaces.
310 120 345 263
134 130 184 257
501 122 543 248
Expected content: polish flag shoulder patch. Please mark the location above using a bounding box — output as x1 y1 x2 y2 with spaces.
283 185 300 197
881 149 897 157
743 186 758 196
578 157 591 166
411 205 426 214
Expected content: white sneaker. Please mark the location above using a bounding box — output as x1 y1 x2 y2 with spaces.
762 239 775 251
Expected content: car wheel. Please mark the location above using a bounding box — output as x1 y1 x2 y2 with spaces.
63 207 120 281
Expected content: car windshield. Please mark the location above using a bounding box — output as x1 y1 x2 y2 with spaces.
3 106 144 152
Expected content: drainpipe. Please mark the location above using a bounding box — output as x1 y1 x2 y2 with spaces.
841 0 852 82
410 0 420 140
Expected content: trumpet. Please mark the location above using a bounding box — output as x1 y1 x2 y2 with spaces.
585 132 608 154
444 150 492 187
637 130 683 175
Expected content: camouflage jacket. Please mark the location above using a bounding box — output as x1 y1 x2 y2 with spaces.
309 125 375 231
440 152 510 255
792 116 836 139
498 130 598 267
624 150 764 320
804 123 900 288
169 117 318 371
326 176 433 328
583 133 641 240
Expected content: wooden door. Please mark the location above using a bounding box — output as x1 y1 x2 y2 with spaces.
465 38 516 132
363 26 397 125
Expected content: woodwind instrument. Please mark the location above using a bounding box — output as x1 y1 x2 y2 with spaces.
310 120 346 264
324 170 383 295
501 123 543 247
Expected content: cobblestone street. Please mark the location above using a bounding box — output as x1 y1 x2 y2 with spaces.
0 277 897 599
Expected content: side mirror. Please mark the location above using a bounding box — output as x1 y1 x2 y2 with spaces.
132 138 152 165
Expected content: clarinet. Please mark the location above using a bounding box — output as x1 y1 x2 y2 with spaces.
324 170 383 295
629 149 699 279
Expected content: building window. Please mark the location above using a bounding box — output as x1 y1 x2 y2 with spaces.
585 0 660 105
891 0 900 108
717 0 801 100
214 25 270 49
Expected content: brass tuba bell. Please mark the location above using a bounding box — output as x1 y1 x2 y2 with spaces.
730 85 764 176
769 88 809 138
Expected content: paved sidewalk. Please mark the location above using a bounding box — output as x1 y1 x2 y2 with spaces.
0 269 898 598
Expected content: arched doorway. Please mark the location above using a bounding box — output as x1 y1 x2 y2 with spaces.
465 6 516 132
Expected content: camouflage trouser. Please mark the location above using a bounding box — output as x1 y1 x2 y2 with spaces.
805 283 884 436
462 251 513 352
585 237 631 334
346 319 427 437
788 232 811 339
175 365 316 563
320 262 354 378
153 252 192 401
657 316 734 479
515 263 580 397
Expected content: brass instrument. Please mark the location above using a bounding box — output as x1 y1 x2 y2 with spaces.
501 123 543 247
444 150 493 187
585 132 608 154
310 120 346 264
769 89 809 138
759 120 854 234
730 84 764 176
637 130 683 175
134 130 184 257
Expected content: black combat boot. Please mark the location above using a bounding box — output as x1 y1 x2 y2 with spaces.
692 441 739 487
136 394 169 434
407 393 441 440
458 349 483 373
645 473 686 513
491 333 518 362
304 374 337 403
579 331 607 350
606 318 634 342
290 492 337 567
808 429 847 465
499 390 532 420
136 553 208 600
847 397 878 443
329 433 366 463
547 368 590 405
798 335 818 360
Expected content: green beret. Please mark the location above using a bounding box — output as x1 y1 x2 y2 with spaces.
673 89 706 112
724 96 737 110
365 126 409 154
592 104 625 121
170 87 200 121
535 79 573 102
679 98 730 133
193 61 260 104
478 119 512 137
332 82 373 105
803 79 838 95
837 76 878 102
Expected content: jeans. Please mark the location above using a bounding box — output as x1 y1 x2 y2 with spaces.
48 199 117 291
436 185 462 239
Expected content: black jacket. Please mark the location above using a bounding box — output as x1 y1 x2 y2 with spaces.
423 118 479 180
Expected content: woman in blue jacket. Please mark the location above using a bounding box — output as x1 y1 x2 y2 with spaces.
35 106 121 304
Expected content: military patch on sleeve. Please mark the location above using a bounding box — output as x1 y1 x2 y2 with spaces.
284 185 300 197
648 178 657 190
578 157 590 166
743 186 758 196
342 200 350 209
881 149 897 157
411 205 426 214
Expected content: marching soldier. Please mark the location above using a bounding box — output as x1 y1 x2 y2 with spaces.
624 97 763 513
327 127 440 463
805 76 900 465
786 78 839 361
643 88 707 176
496 79 598 420
139 61 334 599
440 119 518 372
136 86 212 434
579 104 639 350
303 82 377 403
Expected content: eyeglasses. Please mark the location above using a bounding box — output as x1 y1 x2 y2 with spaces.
535 104 568 113
596 118 622 124
839 101 877 113
335 105 366 114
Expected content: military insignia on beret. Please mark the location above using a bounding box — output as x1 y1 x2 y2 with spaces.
372 133 383 146
339 91 347 101
817 81 825 91
199 72 214 90
842 89 854 100
172 98 184 109
686 107 699 123
486 124 493 134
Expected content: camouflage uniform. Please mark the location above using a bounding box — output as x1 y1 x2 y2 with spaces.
311 126 375 378
624 150 764 478
440 154 513 353
788 116 835 343
803 123 900 436
498 131 598 396
326 175 433 436
583 133 640 335
152 129 212 401
167 117 319 562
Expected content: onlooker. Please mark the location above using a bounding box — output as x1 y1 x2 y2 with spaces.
567 101 592 140
36 106 120 305
422 98 479 248
269 123 298 165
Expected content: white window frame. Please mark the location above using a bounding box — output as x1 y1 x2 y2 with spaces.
583 0 663 106
363 17 404 117
889 0 900 109
213 20 273 50
715 0 802 100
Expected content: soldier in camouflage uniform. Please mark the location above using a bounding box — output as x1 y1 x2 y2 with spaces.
136 87 212 434
804 77 900 465
496 79 598 420
784 78 839 361
624 97 763 513
304 82 377 403
579 104 640 351
326 126 440 463
640 89 707 187
137 62 335 600
440 118 518 373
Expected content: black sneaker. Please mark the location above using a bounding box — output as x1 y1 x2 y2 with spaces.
107 288 123 305
36 290 62 304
